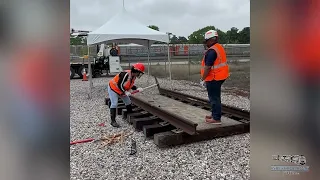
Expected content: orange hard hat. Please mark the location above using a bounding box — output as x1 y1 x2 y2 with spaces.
132 63 145 73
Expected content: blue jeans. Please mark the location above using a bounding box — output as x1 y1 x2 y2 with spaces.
107 85 131 108
206 80 225 120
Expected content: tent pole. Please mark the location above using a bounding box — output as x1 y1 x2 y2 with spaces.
167 43 172 81
88 46 93 99
147 40 150 84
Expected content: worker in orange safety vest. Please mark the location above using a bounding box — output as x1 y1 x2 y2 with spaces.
200 30 229 125
107 63 145 127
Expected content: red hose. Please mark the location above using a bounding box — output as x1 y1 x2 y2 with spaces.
70 138 95 145
131 90 139 94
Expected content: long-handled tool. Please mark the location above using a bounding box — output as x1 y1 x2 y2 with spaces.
130 83 158 95
123 76 161 96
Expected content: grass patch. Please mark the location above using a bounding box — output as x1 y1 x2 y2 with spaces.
150 61 250 91
123 60 250 92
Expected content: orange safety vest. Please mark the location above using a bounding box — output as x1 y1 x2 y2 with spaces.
109 70 136 95
200 43 229 81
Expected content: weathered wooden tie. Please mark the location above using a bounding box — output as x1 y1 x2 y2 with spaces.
105 93 249 148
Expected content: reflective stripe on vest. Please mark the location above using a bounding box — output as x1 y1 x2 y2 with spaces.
110 72 132 90
211 62 227 69
109 70 135 94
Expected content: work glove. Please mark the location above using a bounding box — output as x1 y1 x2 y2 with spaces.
125 91 131 96
200 79 206 88
137 87 143 92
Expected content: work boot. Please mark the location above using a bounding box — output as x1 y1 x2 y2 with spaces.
110 108 120 127
205 117 222 125
126 104 133 114
107 100 111 108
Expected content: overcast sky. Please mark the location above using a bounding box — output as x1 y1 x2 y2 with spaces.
70 0 250 37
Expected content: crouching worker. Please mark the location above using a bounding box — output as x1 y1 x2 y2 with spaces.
107 63 145 127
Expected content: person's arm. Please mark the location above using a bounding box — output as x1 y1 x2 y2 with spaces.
202 49 217 80
117 72 129 94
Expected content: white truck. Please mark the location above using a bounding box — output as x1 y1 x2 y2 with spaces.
70 29 123 79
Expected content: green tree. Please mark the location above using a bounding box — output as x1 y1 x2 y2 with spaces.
215 29 228 44
170 35 179 44
186 25 250 44
238 27 250 44
148 25 160 31
226 27 239 43
177 36 188 44
167 33 188 44
188 26 216 44
70 36 86 45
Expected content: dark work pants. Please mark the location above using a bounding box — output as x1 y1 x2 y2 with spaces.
206 79 225 120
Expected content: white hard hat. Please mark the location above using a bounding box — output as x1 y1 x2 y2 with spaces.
204 30 218 40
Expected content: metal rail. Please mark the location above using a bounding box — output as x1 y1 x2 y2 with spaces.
158 87 250 121
130 96 198 135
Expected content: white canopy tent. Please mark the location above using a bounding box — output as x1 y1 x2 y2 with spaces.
87 8 171 80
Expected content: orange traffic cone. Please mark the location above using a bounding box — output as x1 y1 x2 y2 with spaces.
82 71 88 81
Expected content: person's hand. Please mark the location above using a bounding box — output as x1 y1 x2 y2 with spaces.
137 87 143 92
125 91 131 96
200 79 206 87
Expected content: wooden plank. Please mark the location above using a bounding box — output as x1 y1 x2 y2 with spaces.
154 131 184 148
143 123 175 137
122 108 143 120
127 111 151 123
117 106 126 115
154 123 248 147
134 94 242 131
132 116 161 131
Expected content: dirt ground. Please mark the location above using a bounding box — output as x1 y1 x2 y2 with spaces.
145 61 250 96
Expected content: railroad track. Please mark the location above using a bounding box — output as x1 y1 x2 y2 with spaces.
158 87 250 124
105 88 250 147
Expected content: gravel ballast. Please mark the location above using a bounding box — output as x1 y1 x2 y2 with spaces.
70 75 250 180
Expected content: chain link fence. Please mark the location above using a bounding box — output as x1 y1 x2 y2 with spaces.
70 44 249 60
70 44 250 90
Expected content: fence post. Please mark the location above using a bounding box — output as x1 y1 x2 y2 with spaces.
84 53 92 99
188 44 190 80
164 61 166 75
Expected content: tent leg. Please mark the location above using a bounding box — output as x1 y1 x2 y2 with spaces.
167 43 172 81
147 40 150 84
88 46 93 99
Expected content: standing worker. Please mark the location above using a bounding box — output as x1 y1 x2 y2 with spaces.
200 30 229 124
107 63 145 127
